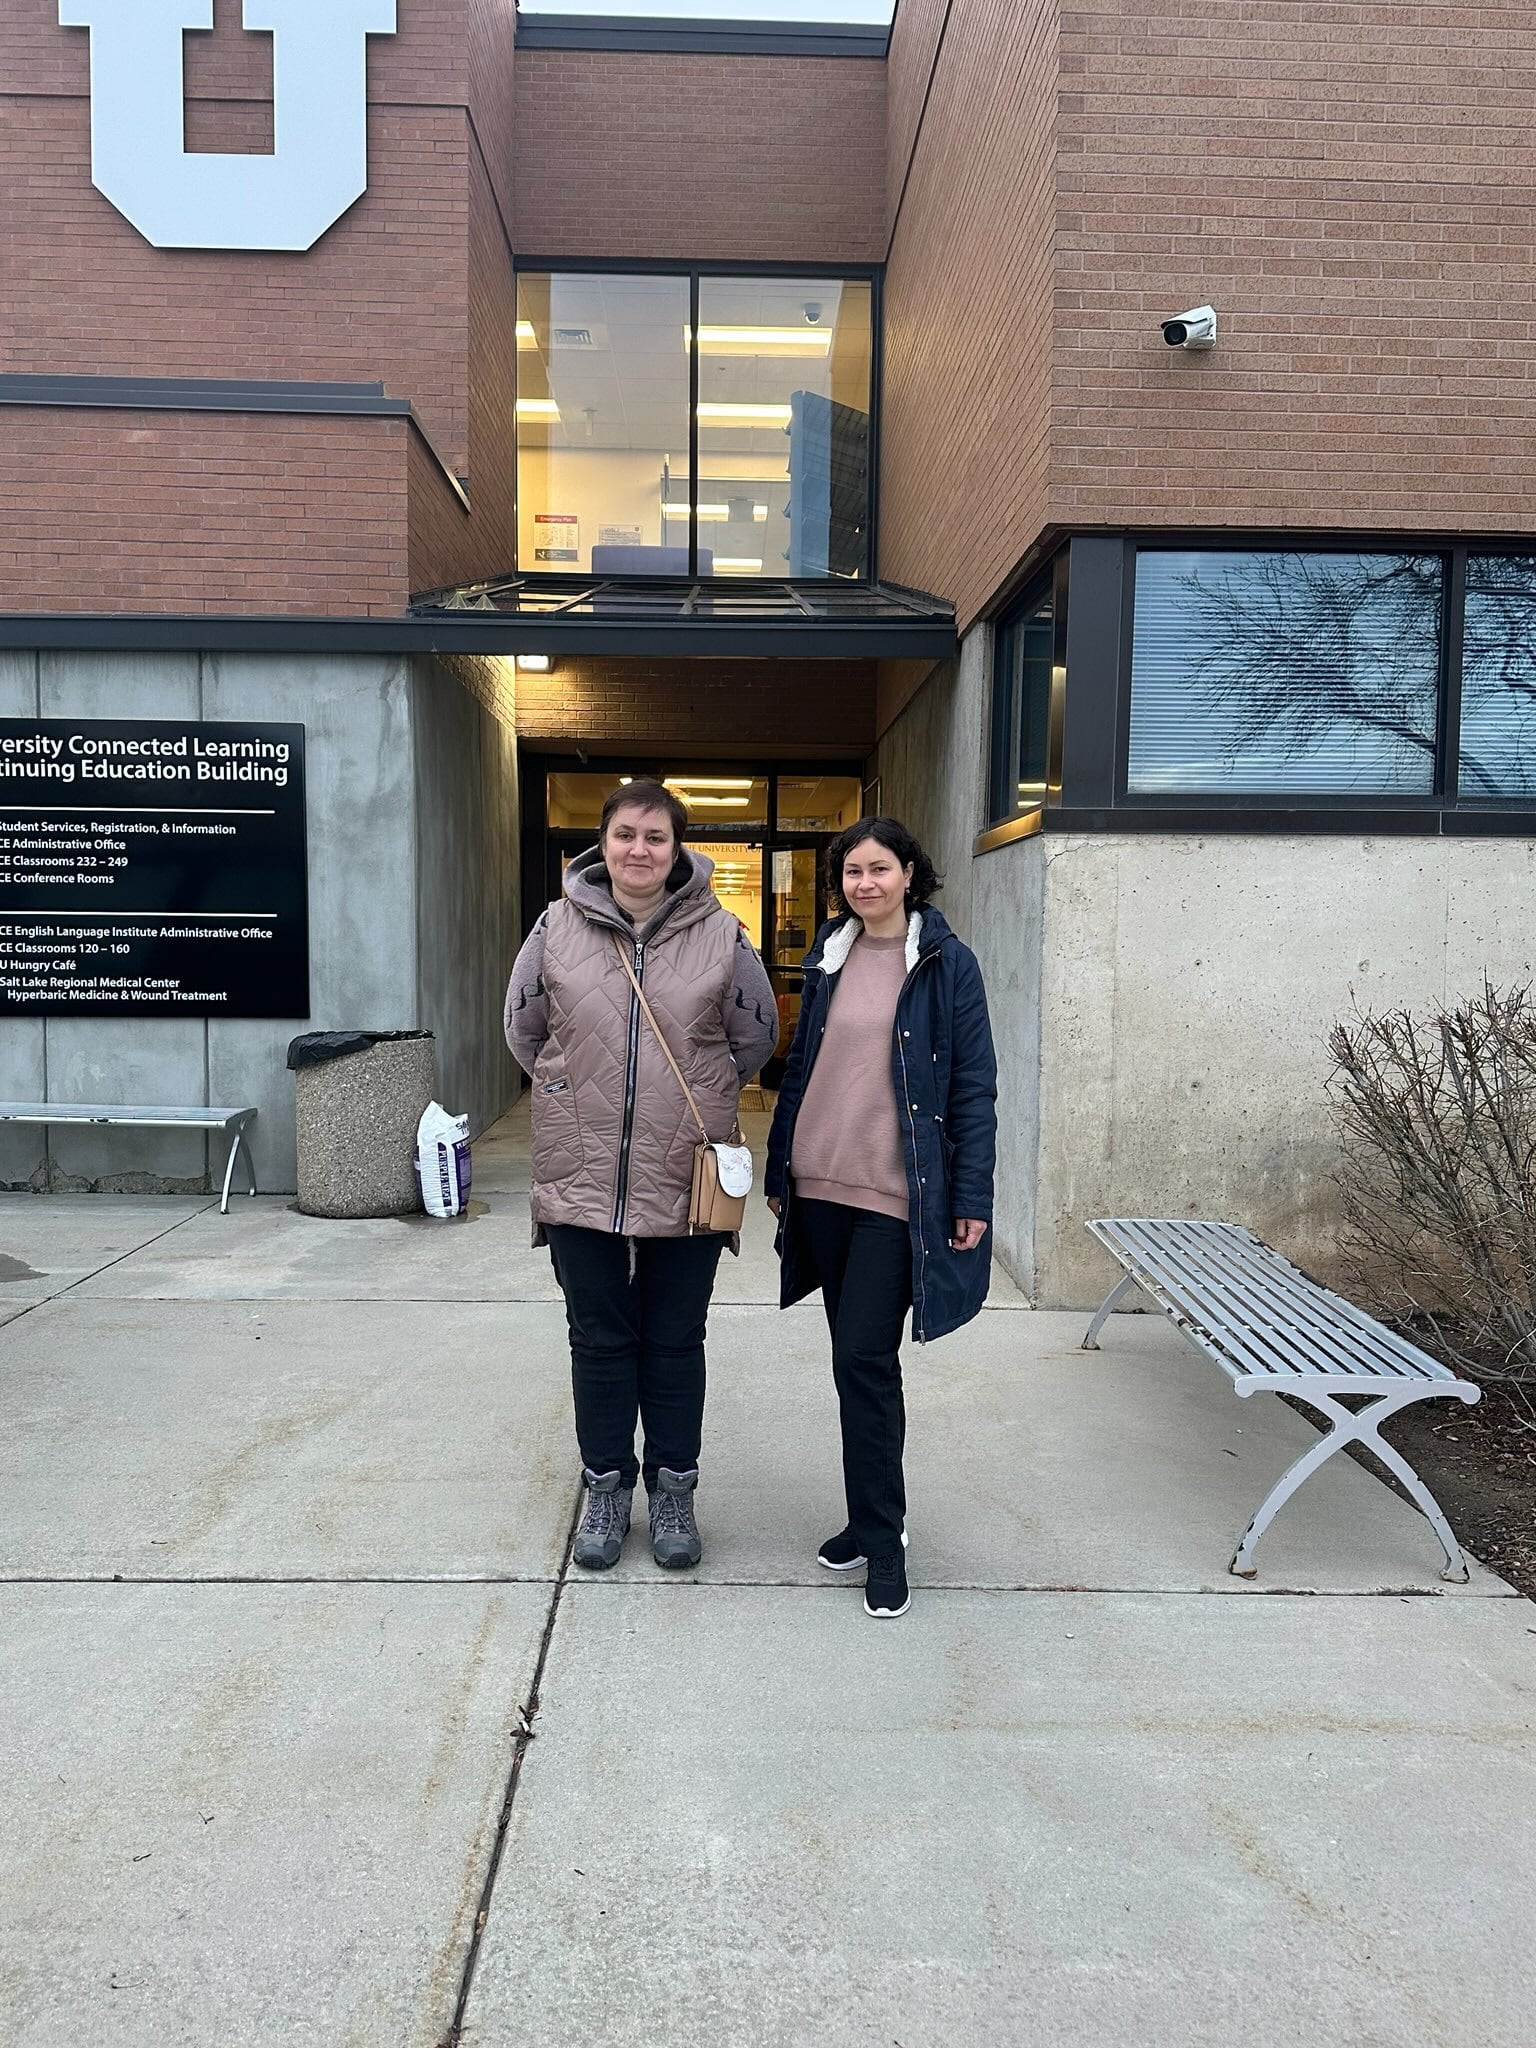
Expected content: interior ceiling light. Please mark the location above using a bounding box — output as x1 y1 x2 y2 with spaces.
664 778 753 789
714 558 765 573
516 398 560 419
662 503 731 521
671 794 750 807
683 325 832 355
696 404 792 427
515 319 539 348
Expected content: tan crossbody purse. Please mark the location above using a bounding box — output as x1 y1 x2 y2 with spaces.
613 938 754 1234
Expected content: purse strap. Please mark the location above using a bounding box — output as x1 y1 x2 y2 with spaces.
612 935 737 1146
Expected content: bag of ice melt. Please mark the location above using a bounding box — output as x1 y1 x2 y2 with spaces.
415 1101 472 1217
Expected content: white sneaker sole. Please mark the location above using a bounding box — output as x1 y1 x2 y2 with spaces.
819 1528 906 1573
864 1592 911 1618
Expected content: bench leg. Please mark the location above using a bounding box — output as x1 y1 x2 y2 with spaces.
1230 1385 1478 1583
219 1119 258 1215
1082 1271 1138 1350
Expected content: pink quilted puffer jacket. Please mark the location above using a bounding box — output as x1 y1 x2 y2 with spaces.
504 846 777 1238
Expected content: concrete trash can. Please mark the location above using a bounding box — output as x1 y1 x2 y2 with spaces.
288 1030 436 1218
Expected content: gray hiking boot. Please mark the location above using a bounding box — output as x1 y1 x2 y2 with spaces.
572 1468 632 1570
648 1466 702 1569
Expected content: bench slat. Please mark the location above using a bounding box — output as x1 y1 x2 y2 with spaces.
1144 1219 1429 1381
0 1102 252 1130
1090 1218 1457 1386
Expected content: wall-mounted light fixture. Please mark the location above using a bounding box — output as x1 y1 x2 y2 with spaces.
516 654 554 673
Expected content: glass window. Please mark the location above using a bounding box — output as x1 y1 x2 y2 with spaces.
517 274 691 576
1128 551 1442 796
776 776 863 831
987 580 1057 825
1460 555 1536 799
658 774 768 831
692 841 763 944
696 278 872 579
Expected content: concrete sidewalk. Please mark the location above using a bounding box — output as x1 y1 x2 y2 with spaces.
2 1107 1533 2047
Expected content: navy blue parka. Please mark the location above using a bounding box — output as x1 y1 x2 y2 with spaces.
765 905 999 1343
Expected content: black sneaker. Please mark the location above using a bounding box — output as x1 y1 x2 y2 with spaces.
864 1552 911 1619
817 1527 867 1572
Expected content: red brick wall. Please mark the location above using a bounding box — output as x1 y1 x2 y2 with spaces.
512 50 886 263
0 409 410 616
1052 0 1536 537
885 0 947 235
1 0 517 614
516 657 877 758
882 0 1536 632
880 0 1059 628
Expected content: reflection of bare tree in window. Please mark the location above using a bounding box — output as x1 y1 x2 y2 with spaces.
1462 556 1536 797
1175 553 1441 769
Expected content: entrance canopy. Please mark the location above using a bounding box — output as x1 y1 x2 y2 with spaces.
411 573 956 659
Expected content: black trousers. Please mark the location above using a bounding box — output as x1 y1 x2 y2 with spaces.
545 1224 725 1490
796 1197 913 1560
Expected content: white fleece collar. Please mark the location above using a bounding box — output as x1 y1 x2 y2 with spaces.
822 911 923 978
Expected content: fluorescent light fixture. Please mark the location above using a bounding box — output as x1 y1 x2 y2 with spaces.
662 503 732 521
674 794 750 807
516 655 554 673
696 403 793 426
684 325 832 355
664 778 754 789
516 397 560 419
715 558 765 573
515 319 538 348
753 505 769 521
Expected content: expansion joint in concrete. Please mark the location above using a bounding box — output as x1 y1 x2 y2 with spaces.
438 1482 585 2048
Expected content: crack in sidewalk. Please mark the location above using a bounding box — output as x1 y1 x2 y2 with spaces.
435 1484 584 2048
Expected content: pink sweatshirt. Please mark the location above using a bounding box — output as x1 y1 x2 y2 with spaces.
791 931 909 1220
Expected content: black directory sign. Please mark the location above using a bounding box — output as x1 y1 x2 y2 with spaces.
0 719 309 1017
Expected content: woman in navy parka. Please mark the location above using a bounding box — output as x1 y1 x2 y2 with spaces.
765 817 998 1620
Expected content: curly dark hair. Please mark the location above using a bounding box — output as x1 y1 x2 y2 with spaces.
824 815 942 913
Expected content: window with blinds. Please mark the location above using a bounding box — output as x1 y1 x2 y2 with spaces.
986 576 1057 827
1127 551 1442 797
1461 555 1536 800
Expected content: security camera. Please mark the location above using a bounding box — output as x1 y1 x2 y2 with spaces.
1161 305 1217 350
802 301 823 325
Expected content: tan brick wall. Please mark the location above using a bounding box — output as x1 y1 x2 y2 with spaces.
883 0 1536 633
1 0 516 614
885 0 947 237
515 657 877 759
512 50 886 263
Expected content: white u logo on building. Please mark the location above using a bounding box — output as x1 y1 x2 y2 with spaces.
60 1 398 251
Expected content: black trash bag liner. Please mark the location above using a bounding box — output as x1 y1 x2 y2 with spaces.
286 1028 433 1072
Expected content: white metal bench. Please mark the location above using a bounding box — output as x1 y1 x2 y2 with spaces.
0 1102 258 1214
1083 1218 1481 1582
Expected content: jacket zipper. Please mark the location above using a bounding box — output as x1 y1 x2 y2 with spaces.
895 949 939 1342
611 938 645 1232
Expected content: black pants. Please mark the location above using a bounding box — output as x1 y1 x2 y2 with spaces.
545 1224 725 1490
796 1197 913 1560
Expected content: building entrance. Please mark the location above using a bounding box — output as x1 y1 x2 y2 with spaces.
533 763 865 1086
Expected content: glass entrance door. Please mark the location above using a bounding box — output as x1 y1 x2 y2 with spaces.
763 843 826 1088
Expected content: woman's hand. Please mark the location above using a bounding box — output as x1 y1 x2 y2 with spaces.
950 1218 987 1253
766 1196 781 1218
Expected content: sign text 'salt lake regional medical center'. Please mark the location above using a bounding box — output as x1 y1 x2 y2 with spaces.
0 720 309 1018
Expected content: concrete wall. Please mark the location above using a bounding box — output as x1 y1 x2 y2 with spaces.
1 651 521 1197
971 835 1045 1299
1035 833 1536 1309
412 656 522 1142
871 632 989 946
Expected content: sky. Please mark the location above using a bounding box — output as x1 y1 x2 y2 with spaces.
518 1 896 22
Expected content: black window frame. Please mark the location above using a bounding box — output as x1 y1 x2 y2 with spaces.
1014 533 1536 838
984 552 1068 831
512 258 884 584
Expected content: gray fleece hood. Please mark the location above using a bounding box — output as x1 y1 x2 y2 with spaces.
562 843 720 941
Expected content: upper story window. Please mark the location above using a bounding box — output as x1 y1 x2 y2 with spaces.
516 269 875 579
1127 550 1443 797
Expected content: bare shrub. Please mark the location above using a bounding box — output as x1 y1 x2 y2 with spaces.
1327 982 1536 1386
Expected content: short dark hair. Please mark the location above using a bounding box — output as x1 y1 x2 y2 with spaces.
600 777 688 846
825 815 942 912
